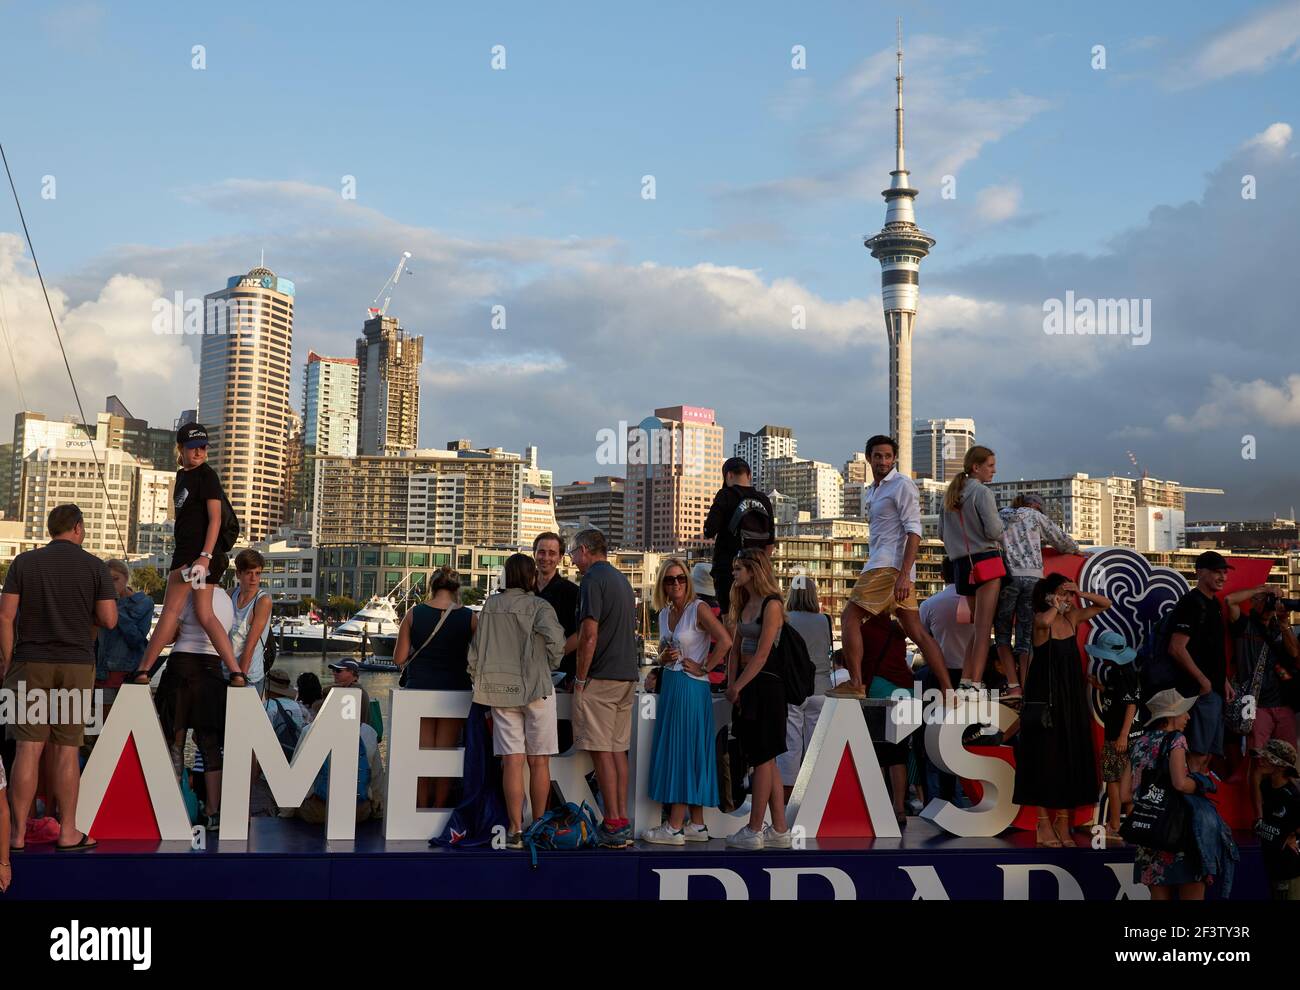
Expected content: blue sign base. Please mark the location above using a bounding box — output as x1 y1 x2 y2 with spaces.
9 817 1267 900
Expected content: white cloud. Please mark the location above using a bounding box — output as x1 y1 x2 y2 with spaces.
974 184 1023 223
1166 374 1300 430
1245 121 1294 152
1166 0 1300 89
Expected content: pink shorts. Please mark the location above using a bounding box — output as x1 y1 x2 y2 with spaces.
1249 705 1297 753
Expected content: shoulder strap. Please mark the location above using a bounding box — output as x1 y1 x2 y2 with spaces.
411 603 453 660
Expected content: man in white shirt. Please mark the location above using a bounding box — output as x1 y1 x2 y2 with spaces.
829 436 952 699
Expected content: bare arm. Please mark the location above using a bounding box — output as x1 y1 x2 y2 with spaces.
1069 589 1111 625
1225 585 1268 623
0 593 17 675
392 610 415 668
94 598 118 630
240 596 273 673
576 617 598 682
687 604 733 677
730 599 782 694
1168 746 1197 795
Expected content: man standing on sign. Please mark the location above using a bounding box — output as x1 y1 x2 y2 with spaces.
703 457 774 613
830 435 952 699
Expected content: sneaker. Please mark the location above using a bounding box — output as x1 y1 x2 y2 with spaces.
640 823 685 846
682 823 711 843
725 825 765 850
597 823 633 849
827 683 866 699
761 824 793 849
505 831 524 850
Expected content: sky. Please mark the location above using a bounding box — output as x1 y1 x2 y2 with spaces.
0 0 1297 519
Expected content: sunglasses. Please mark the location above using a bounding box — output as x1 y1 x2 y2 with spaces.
662 574 688 586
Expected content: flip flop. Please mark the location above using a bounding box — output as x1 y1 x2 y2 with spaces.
54 834 98 852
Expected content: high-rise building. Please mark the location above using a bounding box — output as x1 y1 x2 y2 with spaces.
18 441 144 556
913 418 975 482
304 352 359 458
843 452 869 484
555 476 626 546
103 396 175 470
10 412 92 516
519 444 559 550
198 264 295 544
734 425 796 492
767 456 844 519
0 442 12 519
863 24 935 478
623 406 725 553
133 467 175 559
313 442 530 549
356 314 423 456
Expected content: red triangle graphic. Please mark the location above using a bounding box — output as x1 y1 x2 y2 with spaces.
88 735 162 840
816 744 875 838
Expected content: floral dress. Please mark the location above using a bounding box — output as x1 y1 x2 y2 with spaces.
1129 730 1204 886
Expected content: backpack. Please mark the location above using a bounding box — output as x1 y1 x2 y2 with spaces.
1136 609 1179 698
270 699 303 761
761 595 816 706
728 494 772 550
216 493 240 555
522 801 600 867
261 614 278 671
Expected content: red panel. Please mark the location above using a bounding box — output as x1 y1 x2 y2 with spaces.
816 745 876 838
87 736 162 840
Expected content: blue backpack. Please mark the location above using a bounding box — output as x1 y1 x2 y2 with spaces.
522 801 599 867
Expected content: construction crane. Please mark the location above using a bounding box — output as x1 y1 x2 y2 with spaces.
1125 450 1224 496
367 251 412 320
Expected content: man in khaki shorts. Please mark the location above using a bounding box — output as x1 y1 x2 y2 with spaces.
829 437 953 700
570 528 638 848
0 504 117 852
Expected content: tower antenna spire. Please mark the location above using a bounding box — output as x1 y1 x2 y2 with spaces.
895 17 905 174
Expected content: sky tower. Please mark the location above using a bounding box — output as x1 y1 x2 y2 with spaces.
864 19 935 478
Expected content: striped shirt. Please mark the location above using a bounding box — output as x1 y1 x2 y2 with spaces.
1 539 115 664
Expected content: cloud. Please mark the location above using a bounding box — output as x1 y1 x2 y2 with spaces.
973 184 1023 223
1166 374 1300 430
1165 0 1300 89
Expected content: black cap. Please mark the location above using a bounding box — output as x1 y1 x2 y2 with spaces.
329 659 361 673
177 423 209 449
1194 550 1233 572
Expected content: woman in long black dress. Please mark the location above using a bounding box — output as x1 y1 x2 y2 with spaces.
1013 573 1111 847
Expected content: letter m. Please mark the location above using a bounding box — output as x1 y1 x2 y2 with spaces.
1097 298 1127 334
220 688 361 841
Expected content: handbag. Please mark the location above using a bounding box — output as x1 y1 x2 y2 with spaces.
1020 649 1054 730
1120 733 1190 852
1226 636 1271 735
956 508 1007 585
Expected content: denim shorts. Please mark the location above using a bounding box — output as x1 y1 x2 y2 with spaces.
1184 691 1224 757
994 575 1038 654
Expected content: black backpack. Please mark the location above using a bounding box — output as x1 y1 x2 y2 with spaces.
760 595 815 705
1136 609 1179 698
216 493 240 555
729 495 772 550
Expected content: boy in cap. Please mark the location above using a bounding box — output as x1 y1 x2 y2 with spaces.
1254 740 1300 899
1086 630 1141 841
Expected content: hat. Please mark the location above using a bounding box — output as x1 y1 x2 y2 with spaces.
176 422 209 449
265 668 294 699
1145 688 1196 721
1194 550 1233 572
690 562 716 598
1084 629 1137 665
1256 739 1299 777
329 659 361 674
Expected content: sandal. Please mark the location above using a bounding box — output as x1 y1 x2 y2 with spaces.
55 833 98 852
1053 812 1073 846
1036 816 1062 848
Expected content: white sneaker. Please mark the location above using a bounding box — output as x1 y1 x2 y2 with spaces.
725 825 765 850
762 824 793 849
640 823 685 846
682 823 711 843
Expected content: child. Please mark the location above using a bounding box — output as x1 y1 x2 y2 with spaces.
1086 630 1141 841
1255 739 1300 900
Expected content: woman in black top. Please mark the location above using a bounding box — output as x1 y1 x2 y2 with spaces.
392 565 477 808
133 424 244 687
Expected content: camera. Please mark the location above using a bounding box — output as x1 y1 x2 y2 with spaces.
1259 592 1300 612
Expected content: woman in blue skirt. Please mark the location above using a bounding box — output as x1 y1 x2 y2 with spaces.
642 557 732 845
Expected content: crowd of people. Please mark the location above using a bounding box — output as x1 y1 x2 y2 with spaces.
1 424 1298 901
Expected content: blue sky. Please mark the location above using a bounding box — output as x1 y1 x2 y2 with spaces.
1 0 1298 517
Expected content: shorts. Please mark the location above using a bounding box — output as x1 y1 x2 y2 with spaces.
735 672 787 767
994 576 1038 654
168 551 230 586
492 693 559 756
951 551 1003 597
3 661 95 746
1184 691 1224 757
847 567 918 616
1101 739 1127 783
154 652 227 771
1249 706 1297 754
573 678 635 752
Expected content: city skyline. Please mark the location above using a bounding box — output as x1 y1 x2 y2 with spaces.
0 2 1297 518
